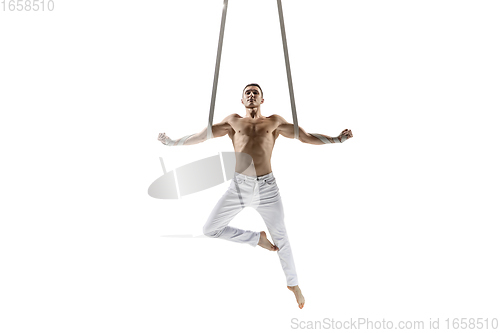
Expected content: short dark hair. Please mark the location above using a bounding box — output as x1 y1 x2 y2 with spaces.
242 83 263 98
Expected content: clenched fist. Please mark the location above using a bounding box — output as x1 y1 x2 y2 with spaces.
328 129 353 143
338 129 353 141
158 133 171 145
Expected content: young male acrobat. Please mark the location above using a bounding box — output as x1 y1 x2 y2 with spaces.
158 84 353 309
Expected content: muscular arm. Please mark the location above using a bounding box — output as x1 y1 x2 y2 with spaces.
273 114 337 145
183 113 235 145
159 114 236 146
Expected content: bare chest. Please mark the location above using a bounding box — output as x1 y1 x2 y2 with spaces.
231 116 279 138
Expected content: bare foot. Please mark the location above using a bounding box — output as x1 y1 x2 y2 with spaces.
257 231 278 251
287 285 305 309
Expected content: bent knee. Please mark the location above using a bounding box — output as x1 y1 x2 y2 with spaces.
202 224 219 238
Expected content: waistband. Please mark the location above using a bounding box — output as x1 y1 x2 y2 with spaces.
234 171 274 182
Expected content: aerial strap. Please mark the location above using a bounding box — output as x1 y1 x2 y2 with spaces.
276 0 299 140
207 0 229 140
207 0 299 140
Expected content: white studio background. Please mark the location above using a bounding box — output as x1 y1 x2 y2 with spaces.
0 0 499 332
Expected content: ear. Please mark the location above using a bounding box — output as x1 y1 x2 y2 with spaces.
241 98 244 104
261 98 264 104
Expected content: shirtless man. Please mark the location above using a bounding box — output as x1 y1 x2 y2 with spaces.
158 83 353 309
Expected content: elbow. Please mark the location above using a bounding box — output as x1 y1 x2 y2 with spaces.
299 132 311 144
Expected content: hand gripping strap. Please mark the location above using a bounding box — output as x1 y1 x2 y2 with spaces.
339 134 348 143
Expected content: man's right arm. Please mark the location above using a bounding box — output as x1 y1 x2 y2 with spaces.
158 114 236 146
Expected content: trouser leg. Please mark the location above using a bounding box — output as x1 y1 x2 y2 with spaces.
255 178 299 286
202 179 260 247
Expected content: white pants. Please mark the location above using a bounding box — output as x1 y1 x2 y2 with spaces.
203 171 299 286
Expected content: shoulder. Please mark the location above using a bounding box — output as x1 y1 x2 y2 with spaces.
223 113 240 121
270 114 289 125
221 114 239 135
269 114 291 136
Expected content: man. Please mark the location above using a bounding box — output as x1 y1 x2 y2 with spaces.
158 83 353 309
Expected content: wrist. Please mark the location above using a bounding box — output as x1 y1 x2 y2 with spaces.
163 138 176 146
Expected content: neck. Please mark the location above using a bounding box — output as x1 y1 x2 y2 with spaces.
245 107 263 119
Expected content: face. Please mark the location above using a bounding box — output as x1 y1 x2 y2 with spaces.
241 86 264 107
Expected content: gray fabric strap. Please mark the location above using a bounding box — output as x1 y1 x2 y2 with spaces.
277 0 299 140
163 134 195 146
309 133 343 144
176 134 195 146
207 0 229 140
207 1 300 141
309 133 332 144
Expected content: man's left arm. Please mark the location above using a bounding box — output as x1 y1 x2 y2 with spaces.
273 114 353 145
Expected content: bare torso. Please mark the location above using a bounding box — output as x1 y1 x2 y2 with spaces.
227 114 280 176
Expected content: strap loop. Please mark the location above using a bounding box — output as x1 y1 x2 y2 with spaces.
207 0 300 139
